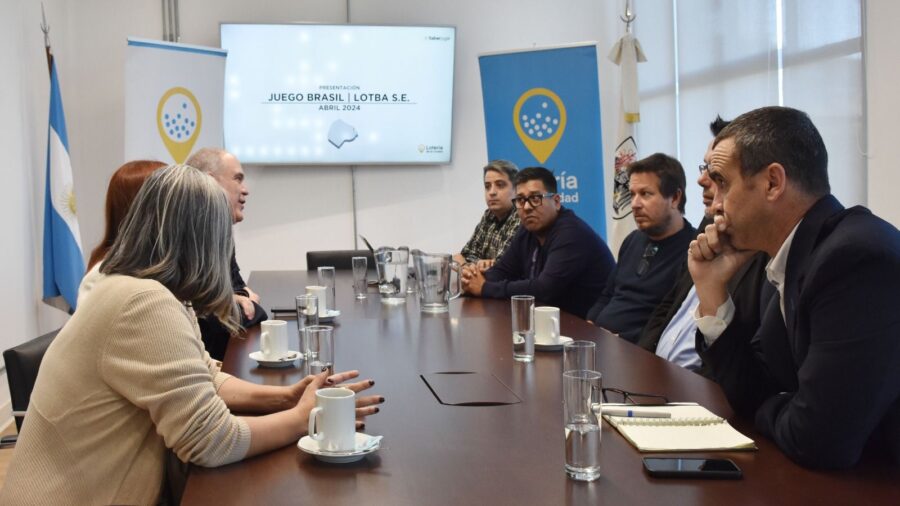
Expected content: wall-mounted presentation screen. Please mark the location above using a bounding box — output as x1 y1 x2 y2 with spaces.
220 24 455 164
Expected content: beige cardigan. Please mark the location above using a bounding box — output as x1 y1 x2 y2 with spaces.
0 275 250 505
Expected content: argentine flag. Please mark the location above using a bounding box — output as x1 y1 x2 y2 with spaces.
42 57 85 312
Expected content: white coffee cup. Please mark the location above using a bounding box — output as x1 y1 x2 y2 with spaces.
306 285 329 317
260 320 289 360
308 387 356 452
534 306 561 345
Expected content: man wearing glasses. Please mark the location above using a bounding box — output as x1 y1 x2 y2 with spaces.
585 153 695 343
690 106 899 469
461 166 614 319
637 117 773 375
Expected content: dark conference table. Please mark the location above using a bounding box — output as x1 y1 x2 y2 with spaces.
182 271 899 505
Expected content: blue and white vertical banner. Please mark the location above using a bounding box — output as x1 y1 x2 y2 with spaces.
479 43 606 238
125 38 227 164
43 56 85 312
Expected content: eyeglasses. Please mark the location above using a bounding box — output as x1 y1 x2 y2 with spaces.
698 163 710 174
512 192 556 209
601 387 669 406
636 242 659 277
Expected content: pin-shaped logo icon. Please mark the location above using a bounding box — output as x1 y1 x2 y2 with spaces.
157 87 202 163
512 88 566 164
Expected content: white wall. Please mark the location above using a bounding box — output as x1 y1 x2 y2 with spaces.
865 0 900 227
0 0 71 425
348 0 619 257
124 0 353 273
59 0 621 277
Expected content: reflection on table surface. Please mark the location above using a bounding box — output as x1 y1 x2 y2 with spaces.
181 271 900 506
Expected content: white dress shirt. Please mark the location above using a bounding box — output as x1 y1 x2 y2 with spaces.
655 285 703 370
694 221 801 345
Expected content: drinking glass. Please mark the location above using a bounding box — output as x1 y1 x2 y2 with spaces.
317 266 336 313
295 294 319 360
511 295 535 362
376 249 408 304
305 325 334 375
399 246 416 294
374 247 390 290
563 370 602 481
351 256 368 299
563 340 596 373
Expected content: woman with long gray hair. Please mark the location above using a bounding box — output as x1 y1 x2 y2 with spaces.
2 165 382 505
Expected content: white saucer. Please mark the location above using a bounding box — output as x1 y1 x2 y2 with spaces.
297 432 382 463
535 335 574 351
249 350 300 368
318 309 341 323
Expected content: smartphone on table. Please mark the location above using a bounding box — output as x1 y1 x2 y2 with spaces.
642 457 742 479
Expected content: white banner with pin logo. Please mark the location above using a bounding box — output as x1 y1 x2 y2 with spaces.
125 38 226 164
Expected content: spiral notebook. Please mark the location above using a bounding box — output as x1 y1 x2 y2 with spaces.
601 402 757 452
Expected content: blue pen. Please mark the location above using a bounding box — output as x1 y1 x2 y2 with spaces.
603 408 671 418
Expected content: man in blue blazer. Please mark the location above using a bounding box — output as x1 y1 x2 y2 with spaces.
689 106 900 469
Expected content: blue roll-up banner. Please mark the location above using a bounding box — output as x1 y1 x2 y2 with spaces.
479 43 605 239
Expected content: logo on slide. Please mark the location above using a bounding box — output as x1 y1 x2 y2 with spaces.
512 88 567 164
157 87 202 163
328 119 358 149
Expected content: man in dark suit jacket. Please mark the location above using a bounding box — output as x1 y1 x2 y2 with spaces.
638 226 772 377
689 106 900 469
638 116 774 376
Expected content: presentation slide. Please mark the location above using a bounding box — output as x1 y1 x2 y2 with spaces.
220 24 456 164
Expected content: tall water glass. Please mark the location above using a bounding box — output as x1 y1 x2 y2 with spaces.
563 370 602 481
295 295 319 360
317 266 336 313
563 340 596 373
374 247 390 290
351 256 368 299
305 325 334 375
399 246 416 294
511 295 535 362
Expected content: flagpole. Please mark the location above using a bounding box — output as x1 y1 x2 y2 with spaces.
41 3 52 73
620 0 635 34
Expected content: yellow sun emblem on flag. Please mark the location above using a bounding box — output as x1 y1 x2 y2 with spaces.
55 184 78 218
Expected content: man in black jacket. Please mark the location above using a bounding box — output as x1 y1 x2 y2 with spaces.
461 167 614 319
586 154 695 343
690 106 900 469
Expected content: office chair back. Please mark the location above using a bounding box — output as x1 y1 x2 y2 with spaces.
4 329 59 433
306 249 375 271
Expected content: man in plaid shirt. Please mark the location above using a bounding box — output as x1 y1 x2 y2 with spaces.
455 160 521 270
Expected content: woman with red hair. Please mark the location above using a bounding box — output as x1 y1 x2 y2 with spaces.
87 160 166 270
79 160 165 307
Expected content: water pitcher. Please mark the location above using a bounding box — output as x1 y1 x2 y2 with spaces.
413 252 461 313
